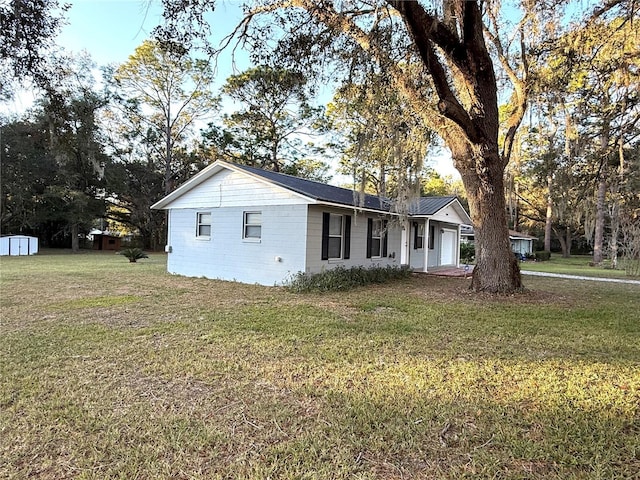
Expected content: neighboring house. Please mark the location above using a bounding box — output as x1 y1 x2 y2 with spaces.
151 160 471 286
509 230 537 257
460 226 538 257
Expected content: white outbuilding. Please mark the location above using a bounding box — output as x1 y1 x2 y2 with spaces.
0 235 39 256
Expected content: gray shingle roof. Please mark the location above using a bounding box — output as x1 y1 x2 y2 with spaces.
233 163 392 211
407 196 458 216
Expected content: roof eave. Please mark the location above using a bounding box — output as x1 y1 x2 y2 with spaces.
314 200 395 215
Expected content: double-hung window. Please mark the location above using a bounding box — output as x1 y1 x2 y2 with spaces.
321 212 351 260
367 218 388 258
243 211 262 240
196 212 211 238
414 222 424 249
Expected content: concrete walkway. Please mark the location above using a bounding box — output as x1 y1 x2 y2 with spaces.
423 266 640 285
521 270 640 285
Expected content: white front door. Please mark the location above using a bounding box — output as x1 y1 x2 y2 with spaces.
400 223 408 265
440 229 457 265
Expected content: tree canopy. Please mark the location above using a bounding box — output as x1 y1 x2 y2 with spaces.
2 0 638 277
0 0 69 99
201 65 326 175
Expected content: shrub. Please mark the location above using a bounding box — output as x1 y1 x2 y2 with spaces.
285 265 411 293
534 250 551 261
120 248 149 263
460 242 475 263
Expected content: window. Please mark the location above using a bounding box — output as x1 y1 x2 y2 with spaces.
196 212 211 238
370 219 382 256
367 218 388 258
328 214 343 258
243 211 262 240
428 225 435 250
321 212 351 260
414 222 424 249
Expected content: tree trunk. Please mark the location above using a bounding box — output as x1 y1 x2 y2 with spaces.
554 225 571 258
610 202 619 269
71 223 80 253
458 151 522 293
165 104 173 195
593 174 606 265
544 173 553 252
554 226 567 257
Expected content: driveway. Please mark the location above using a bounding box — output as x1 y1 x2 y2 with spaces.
521 270 640 285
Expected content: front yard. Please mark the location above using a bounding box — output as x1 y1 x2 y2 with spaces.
519 254 637 279
1 252 638 479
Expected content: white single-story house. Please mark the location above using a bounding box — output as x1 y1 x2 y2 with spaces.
461 227 537 257
0 235 39 256
151 160 471 285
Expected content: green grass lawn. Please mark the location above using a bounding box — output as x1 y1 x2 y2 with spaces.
1 252 639 479
519 254 636 279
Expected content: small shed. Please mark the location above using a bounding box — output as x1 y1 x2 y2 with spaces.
0 235 39 256
91 231 122 251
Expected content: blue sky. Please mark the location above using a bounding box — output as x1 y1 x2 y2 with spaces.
58 0 247 74
12 0 459 179
58 0 165 66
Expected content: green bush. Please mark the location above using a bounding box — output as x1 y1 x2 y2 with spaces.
535 250 551 261
460 242 475 263
285 265 411 292
120 248 149 263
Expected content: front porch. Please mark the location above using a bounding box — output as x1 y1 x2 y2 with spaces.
422 264 474 278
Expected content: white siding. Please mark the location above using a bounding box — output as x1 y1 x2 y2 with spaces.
430 203 468 224
305 206 402 273
426 221 461 269
165 169 308 209
0 235 39 256
166 204 308 285
427 222 442 269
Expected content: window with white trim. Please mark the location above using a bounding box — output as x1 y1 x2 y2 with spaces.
370 219 382 257
321 212 351 260
328 214 343 258
196 212 211 238
414 222 424 249
366 218 388 259
243 211 262 239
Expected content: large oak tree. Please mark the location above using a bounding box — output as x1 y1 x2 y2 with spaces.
157 0 635 292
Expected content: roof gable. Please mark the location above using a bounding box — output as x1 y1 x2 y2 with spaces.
408 196 457 215
152 160 471 224
152 160 392 212
408 196 472 224
232 163 390 211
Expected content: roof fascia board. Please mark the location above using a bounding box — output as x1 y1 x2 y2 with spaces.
151 160 316 210
223 162 317 204
315 200 397 216
151 161 224 209
450 198 472 224
410 198 472 224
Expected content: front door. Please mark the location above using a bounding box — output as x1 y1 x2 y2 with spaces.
440 229 457 265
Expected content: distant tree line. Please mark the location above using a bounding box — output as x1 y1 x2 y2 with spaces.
1 0 638 280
